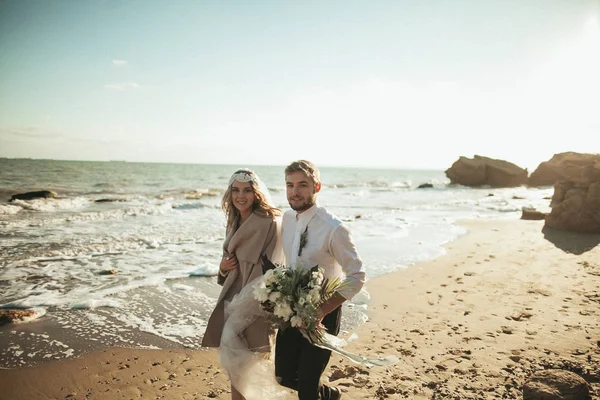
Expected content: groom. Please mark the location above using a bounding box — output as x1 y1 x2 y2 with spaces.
275 160 366 400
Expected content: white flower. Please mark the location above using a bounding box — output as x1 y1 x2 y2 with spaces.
311 271 324 286
274 302 293 321
290 315 303 328
310 287 321 302
264 269 277 285
297 297 306 306
254 285 270 303
269 291 281 302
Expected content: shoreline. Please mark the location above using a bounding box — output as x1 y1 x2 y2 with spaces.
1 218 599 399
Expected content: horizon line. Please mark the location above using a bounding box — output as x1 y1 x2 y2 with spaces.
0 156 447 171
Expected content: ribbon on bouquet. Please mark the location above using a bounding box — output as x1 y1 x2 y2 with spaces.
302 330 400 367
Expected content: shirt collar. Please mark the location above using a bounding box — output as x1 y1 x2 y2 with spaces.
296 203 318 225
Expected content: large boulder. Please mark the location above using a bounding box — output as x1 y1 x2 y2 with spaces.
545 181 600 233
529 152 600 187
445 155 528 187
9 190 58 202
523 369 591 400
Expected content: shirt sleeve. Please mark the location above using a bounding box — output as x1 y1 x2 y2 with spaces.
330 224 366 300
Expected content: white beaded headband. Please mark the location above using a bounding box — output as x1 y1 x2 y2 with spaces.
228 170 257 185
227 169 274 206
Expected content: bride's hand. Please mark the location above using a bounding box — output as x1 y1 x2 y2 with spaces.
220 254 239 274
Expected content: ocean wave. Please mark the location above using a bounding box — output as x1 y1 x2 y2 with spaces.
189 263 219 277
0 204 22 215
156 188 222 200
326 180 413 190
172 203 209 210
0 263 200 311
485 205 522 213
172 283 195 291
85 189 119 195
1 203 174 229
9 197 90 212
92 182 116 188
390 181 412 189
72 298 123 309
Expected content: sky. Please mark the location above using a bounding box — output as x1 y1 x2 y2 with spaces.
0 0 599 170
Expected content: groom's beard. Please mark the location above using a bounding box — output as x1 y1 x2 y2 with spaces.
288 193 316 212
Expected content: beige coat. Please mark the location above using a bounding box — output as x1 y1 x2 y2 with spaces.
201 211 280 350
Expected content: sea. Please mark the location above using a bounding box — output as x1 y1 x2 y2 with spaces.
0 158 553 368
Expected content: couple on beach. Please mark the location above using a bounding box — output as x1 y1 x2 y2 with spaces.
201 160 367 400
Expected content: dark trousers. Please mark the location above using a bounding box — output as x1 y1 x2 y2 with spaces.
275 306 342 400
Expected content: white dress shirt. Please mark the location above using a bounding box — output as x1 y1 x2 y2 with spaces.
281 203 366 300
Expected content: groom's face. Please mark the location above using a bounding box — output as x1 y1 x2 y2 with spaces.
286 171 321 213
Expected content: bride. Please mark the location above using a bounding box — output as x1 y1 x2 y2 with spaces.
201 168 288 399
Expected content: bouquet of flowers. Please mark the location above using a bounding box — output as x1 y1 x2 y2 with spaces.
254 256 345 344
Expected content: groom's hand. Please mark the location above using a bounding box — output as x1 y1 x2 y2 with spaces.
317 292 346 324
316 309 325 325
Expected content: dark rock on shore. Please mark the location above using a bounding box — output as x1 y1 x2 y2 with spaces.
523 369 592 400
0 309 37 325
417 183 433 189
445 155 528 187
521 209 548 220
9 190 58 202
98 269 118 275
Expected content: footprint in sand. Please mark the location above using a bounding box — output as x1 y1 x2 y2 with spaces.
527 288 552 297
507 312 533 321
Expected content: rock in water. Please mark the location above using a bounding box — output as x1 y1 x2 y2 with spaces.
9 190 58 202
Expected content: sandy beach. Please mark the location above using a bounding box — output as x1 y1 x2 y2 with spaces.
1 218 599 399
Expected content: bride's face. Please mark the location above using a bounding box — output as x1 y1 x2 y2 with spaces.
231 181 255 216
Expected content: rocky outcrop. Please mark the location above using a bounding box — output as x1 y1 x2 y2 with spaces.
529 152 600 187
523 369 591 400
9 190 57 202
0 309 37 325
445 155 528 187
545 181 600 233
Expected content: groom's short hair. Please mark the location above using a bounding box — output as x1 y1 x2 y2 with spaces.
285 160 321 186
